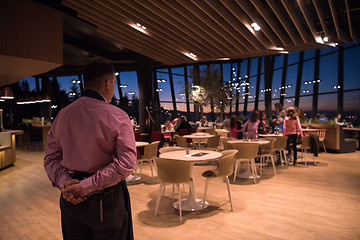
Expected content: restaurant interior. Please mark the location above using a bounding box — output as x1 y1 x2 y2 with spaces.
0 0 360 239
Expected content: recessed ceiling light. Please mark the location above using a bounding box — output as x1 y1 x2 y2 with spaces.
251 23 260 31
323 36 329 42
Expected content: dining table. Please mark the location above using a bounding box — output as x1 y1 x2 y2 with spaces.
227 139 270 179
183 133 215 149
159 149 222 211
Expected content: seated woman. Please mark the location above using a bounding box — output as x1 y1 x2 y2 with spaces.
175 116 191 132
242 111 260 139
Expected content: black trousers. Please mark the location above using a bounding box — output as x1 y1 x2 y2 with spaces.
60 181 133 240
286 134 298 161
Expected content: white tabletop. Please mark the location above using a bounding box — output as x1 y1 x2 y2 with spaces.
161 130 175 133
344 127 360 131
159 150 222 162
136 141 149 147
258 134 283 137
227 139 270 145
183 134 215 139
198 127 215 130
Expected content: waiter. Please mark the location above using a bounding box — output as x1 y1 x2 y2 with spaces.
44 60 136 240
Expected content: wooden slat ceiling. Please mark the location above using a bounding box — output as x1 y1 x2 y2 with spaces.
62 0 360 66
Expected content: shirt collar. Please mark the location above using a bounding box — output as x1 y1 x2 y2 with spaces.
83 89 106 102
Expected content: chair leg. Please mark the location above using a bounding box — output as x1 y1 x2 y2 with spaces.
177 184 182 222
189 180 198 211
149 161 154 182
322 141 327 153
171 184 175 203
225 176 233 211
139 161 143 178
233 160 239 182
155 183 164 216
270 155 276 175
282 150 288 166
304 149 307 166
250 159 257 184
202 178 209 210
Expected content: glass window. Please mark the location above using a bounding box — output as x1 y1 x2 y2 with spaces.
156 71 171 102
318 93 337 119
248 76 257 101
119 71 139 100
321 46 337 55
344 45 360 91
247 101 255 112
300 60 315 96
319 52 338 93
274 55 283 69
344 90 360 117
250 58 258 77
259 74 265 101
222 63 231 82
272 69 283 100
299 96 313 118
288 52 299 65
258 100 265 111
285 64 298 97
160 101 173 111
283 97 295 109
172 68 186 102
304 49 315 60
240 60 248 79
176 102 187 114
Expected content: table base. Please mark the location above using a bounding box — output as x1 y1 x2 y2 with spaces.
173 197 209 212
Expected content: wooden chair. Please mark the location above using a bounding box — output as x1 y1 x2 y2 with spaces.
206 135 220 151
154 157 195 222
201 150 238 211
176 135 189 148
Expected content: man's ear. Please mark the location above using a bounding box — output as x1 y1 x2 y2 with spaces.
105 79 111 90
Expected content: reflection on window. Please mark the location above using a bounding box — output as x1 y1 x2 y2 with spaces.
344 90 360 116
272 69 283 99
288 52 299 65
285 64 298 97
120 71 138 99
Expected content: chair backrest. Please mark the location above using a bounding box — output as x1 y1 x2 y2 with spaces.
230 142 259 159
301 135 311 148
155 157 192 183
259 137 276 152
159 146 185 154
143 141 160 158
215 129 228 137
316 129 326 141
176 135 188 148
206 135 220 148
217 150 238 177
178 129 188 136
150 132 162 143
273 136 288 150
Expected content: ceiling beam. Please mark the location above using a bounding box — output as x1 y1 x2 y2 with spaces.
296 0 322 44
266 0 304 46
345 0 358 43
328 0 351 44
312 0 338 44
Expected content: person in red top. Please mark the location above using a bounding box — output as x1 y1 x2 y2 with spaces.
283 107 303 166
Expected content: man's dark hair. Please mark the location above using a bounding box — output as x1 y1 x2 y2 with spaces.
83 60 114 88
250 111 259 122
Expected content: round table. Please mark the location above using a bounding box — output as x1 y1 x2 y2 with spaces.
183 134 215 149
135 141 149 147
159 150 222 211
228 139 270 179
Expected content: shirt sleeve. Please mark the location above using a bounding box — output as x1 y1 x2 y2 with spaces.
44 124 72 190
79 114 137 196
242 120 248 136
